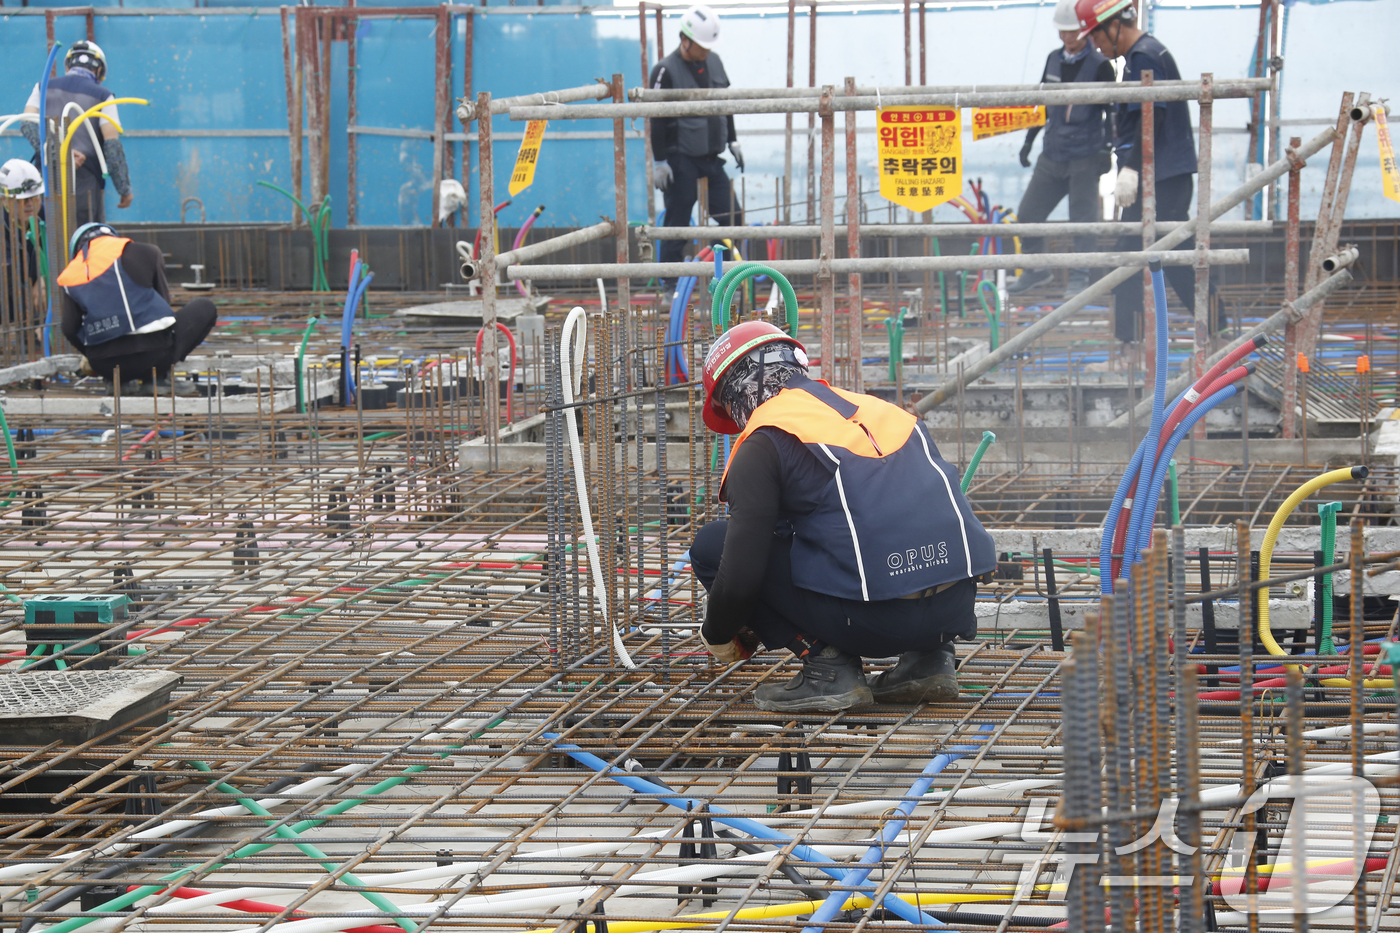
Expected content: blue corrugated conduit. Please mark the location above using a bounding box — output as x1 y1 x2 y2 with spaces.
37 43 61 356
541 734 956 928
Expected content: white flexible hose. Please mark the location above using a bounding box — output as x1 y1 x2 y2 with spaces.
0 764 370 884
60 101 109 177
0 112 39 135
561 305 635 668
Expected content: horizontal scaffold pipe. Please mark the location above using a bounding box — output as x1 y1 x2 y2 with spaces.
912 123 1343 414
491 220 615 270
511 82 1264 121
640 220 1274 240
629 76 1273 102
1108 267 1355 429
456 82 611 121
505 249 1249 282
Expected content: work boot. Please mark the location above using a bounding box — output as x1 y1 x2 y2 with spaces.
103 377 143 396
1004 268 1053 294
160 378 199 398
1063 268 1092 299
867 640 959 704
753 646 872 713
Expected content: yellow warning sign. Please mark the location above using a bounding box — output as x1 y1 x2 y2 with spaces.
508 120 547 197
877 106 962 213
971 106 1045 141
1376 106 1399 205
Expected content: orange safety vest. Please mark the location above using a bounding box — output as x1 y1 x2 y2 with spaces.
58 237 174 346
721 376 996 602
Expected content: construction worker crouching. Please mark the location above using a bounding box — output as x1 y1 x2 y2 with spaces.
58 223 216 396
650 6 743 280
690 322 997 713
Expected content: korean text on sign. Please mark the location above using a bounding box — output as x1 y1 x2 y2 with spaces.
1377 106 1399 205
970 106 1045 142
509 120 548 197
877 106 962 213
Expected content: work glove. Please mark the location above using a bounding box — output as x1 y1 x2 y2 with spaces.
702 626 760 664
1114 166 1139 209
728 142 745 172
653 159 673 191
1018 138 1034 168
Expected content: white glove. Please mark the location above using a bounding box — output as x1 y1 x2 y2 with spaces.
1114 166 1139 209
652 159 673 191
728 142 745 172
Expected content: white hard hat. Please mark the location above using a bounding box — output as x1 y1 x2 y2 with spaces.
0 159 43 199
1052 0 1080 31
680 5 721 50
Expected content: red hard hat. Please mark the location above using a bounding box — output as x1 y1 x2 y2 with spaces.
701 321 806 434
1075 0 1134 38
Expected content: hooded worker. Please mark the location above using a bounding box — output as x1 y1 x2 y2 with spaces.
1005 0 1115 299
21 41 133 226
649 6 744 275
58 222 216 396
689 322 997 713
1076 0 1218 342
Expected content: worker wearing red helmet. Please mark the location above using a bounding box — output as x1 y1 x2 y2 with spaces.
1076 0 1218 342
689 321 996 712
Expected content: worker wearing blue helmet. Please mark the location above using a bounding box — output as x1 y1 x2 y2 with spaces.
57 222 215 395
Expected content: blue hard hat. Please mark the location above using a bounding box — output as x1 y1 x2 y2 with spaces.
69 222 118 258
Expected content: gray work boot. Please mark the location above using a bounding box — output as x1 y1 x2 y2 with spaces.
151 377 199 398
753 646 873 713
1005 268 1053 294
1064 268 1092 299
867 640 959 704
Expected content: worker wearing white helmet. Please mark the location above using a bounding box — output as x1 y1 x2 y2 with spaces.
1 159 47 315
21 39 134 226
649 5 744 276
1004 0 1114 300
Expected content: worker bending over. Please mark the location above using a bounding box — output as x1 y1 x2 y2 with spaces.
1006 0 1114 299
690 322 996 713
58 223 215 396
650 5 744 276
22 41 133 226
1077 0 1217 342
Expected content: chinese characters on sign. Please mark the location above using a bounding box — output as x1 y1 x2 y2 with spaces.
508 120 548 197
970 106 1046 142
1376 106 1399 205
877 106 962 213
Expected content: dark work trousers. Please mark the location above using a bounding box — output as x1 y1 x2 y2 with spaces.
689 519 977 658
1112 172 1219 342
1016 150 1110 254
658 153 742 264
73 176 105 227
88 299 217 380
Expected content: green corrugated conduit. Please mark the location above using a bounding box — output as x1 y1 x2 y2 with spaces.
961 431 996 494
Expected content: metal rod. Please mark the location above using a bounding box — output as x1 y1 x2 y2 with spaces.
640 220 1273 239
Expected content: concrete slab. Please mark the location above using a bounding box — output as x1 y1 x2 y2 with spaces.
395 297 545 325
0 669 182 744
0 376 337 416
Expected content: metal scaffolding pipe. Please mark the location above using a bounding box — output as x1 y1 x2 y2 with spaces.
627 76 1273 102
505 249 1248 282
455 81 610 121
511 82 1267 121
461 220 615 278
912 123 1342 415
1108 268 1356 429
639 220 1273 240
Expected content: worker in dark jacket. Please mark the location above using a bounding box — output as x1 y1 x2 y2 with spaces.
1077 0 1218 342
649 5 743 269
58 223 215 395
22 42 133 226
689 322 997 713
1006 0 1115 299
